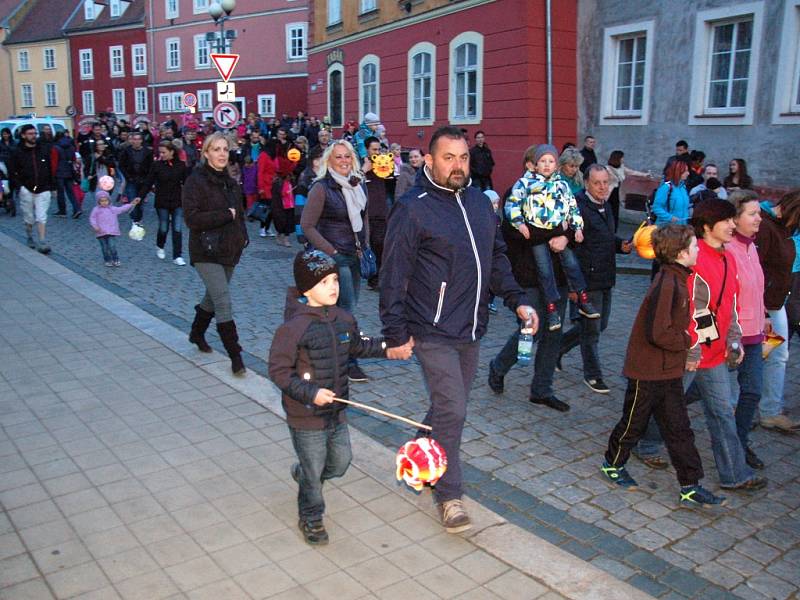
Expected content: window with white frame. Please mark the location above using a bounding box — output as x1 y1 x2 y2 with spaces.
360 0 377 14
44 83 57 107
135 87 148 114
20 84 33 108
449 32 483 123
110 0 122 17
84 0 95 20
408 42 435 124
166 38 180 71
772 0 800 123
328 0 341 26
599 21 655 126
79 49 93 79
82 90 95 115
194 35 210 68
171 92 184 111
112 89 125 115
193 0 209 14
43 48 56 70
17 50 29 71
286 23 307 61
132 44 147 75
198 89 213 111
159 93 171 113
327 64 344 127
165 0 178 19
258 94 276 117
359 55 379 121
110 45 124 77
689 3 764 126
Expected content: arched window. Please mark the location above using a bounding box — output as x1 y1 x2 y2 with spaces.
327 63 344 128
407 42 436 125
359 54 380 121
449 32 483 124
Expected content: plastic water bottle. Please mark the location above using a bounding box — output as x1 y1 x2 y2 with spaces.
726 342 742 371
517 323 534 366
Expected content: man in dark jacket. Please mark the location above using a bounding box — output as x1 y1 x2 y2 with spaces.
118 132 153 224
559 165 632 394
579 136 598 176
79 122 111 163
53 132 81 218
8 124 55 253
469 130 495 191
380 126 534 534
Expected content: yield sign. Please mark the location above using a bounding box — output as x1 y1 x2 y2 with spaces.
210 53 239 82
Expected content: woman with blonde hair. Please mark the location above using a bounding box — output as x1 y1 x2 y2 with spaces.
558 147 584 195
300 140 371 382
183 132 249 376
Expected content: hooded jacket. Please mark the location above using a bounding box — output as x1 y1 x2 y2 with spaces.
54 136 77 179
7 142 56 193
380 167 526 347
268 288 387 430
755 203 796 310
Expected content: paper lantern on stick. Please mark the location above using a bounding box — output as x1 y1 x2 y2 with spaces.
287 148 301 162
395 437 447 491
98 175 115 192
633 222 657 260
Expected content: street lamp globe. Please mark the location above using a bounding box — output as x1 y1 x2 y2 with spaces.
208 2 223 20
220 0 236 14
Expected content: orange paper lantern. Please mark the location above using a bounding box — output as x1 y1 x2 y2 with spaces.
287 148 301 162
395 437 447 491
633 222 657 260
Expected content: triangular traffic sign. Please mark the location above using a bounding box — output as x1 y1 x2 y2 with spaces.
210 53 240 83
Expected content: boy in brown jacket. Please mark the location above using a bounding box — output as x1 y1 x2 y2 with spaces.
601 225 726 508
268 250 391 545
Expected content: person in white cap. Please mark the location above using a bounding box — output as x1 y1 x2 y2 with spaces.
354 112 380 161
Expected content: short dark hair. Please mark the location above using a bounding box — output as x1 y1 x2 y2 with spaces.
364 136 380 150
429 126 466 154
691 198 736 238
652 224 695 264
690 150 705 162
584 135 595 141
706 177 722 190
19 124 36 135
676 140 688 149
475 130 485 138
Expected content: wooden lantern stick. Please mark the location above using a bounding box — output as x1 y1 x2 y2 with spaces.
332 397 432 431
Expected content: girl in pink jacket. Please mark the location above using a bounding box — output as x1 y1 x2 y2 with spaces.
89 191 140 267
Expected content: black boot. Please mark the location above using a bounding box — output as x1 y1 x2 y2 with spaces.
217 320 246 377
189 305 214 353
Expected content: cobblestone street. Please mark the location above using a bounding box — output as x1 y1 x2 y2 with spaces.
0 201 798 600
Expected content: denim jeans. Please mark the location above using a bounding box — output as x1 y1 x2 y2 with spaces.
415 339 480 503
56 177 79 214
760 307 789 417
733 343 762 448
97 235 118 262
126 182 143 222
334 252 360 314
491 286 566 399
532 243 587 304
560 288 612 380
156 207 183 259
289 423 352 522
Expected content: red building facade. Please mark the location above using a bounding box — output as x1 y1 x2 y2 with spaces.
64 1 147 124
147 0 309 124
306 0 577 191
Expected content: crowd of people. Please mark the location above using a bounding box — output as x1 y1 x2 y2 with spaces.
1 113 798 546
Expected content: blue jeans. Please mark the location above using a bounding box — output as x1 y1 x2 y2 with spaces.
760 307 789 417
97 235 118 262
126 182 144 222
733 343 762 448
491 286 566 399
56 177 79 214
560 288 612 380
638 364 753 487
334 252 360 314
532 242 586 304
157 207 183 259
289 423 352 522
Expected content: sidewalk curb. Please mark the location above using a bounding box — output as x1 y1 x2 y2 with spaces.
1 231 653 600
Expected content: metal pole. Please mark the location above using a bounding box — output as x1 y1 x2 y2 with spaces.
219 17 225 53
545 0 553 145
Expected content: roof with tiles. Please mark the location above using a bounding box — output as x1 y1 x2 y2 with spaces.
63 0 145 34
3 0 81 45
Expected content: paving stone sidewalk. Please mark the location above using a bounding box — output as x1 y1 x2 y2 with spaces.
0 201 798 599
0 240 646 600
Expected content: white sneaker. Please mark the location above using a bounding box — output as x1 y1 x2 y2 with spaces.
156 248 166 259
173 257 186 266
259 227 267 238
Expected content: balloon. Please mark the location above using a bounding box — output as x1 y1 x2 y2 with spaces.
633 222 657 260
395 437 447 491
98 175 115 192
287 148 301 162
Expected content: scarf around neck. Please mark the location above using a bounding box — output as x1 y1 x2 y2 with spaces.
328 169 367 232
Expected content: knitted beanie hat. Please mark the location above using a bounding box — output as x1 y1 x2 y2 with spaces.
534 144 559 165
364 112 380 126
293 249 339 293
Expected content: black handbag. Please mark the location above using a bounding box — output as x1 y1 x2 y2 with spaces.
247 201 270 222
200 230 223 256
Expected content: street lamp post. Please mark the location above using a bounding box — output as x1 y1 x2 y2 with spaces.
207 0 237 54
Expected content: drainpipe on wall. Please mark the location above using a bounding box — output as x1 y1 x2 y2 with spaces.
2 34 16 116
148 0 156 123
545 0 553 145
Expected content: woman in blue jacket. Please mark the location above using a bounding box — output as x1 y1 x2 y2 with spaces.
652 160 691 226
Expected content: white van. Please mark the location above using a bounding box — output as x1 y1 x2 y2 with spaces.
0 115 68 140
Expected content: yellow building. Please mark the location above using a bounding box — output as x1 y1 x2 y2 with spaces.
2 0 80 128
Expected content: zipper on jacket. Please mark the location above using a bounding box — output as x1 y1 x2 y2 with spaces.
455 191 482 341
433 282 447 326
326 311 340 403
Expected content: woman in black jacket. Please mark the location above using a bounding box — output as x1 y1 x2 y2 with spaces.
137 140 188 265
85 139 116 193
182 132 249 376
